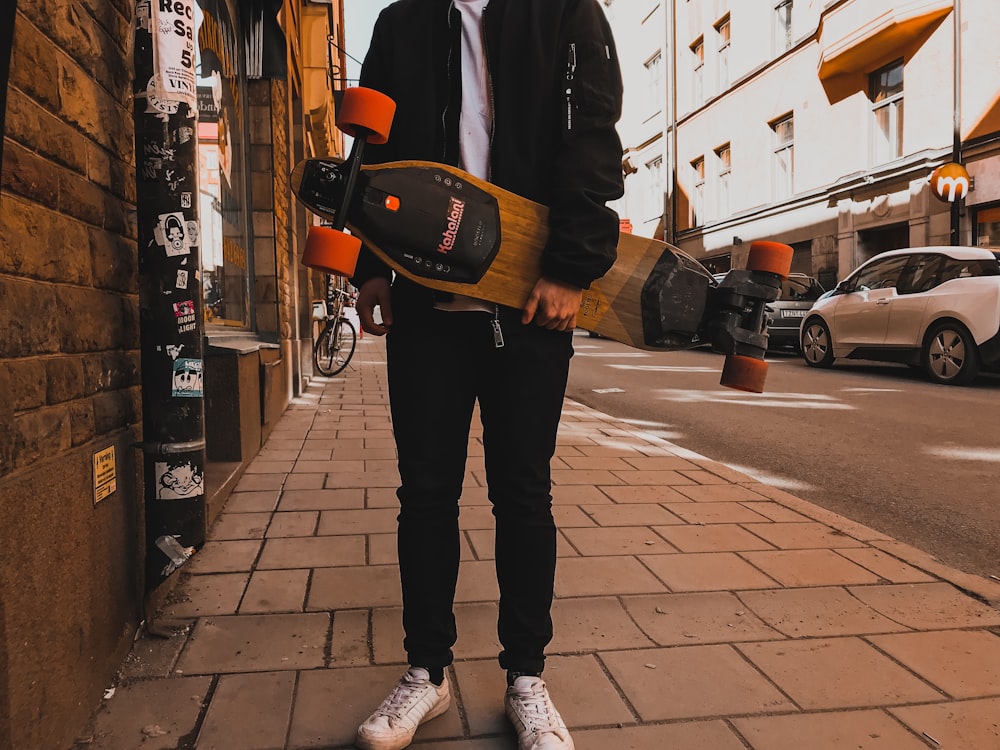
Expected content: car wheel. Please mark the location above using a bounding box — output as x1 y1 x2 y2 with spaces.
801 317 835 368
922 321 980 385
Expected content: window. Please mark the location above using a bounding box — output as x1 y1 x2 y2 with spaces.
771 114 794 201
897 254 945 294
774 0 793 54
691 38 704 107
644 51 663 114
716 144 731 218
692 157 705 227
849 255 909 292
645 156 664 220
871 60 904 164
716 17 730 92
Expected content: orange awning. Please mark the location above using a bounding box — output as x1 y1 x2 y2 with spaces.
818 0 953 81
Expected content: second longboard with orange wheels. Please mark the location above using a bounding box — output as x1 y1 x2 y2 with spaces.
294 86 794 393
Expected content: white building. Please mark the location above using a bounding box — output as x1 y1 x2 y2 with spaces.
604 0 1000 288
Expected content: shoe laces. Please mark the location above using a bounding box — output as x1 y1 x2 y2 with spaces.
376 669 432 719
511 679 562 734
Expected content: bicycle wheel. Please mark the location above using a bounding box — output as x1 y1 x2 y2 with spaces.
313 317 357 376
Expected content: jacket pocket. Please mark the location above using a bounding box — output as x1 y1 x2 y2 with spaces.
564 39 620 133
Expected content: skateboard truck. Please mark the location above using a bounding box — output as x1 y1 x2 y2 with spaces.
300 89 397 277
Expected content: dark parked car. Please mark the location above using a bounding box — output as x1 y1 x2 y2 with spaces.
766 273 826 352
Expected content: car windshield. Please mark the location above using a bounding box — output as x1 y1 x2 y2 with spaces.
780 277 824 301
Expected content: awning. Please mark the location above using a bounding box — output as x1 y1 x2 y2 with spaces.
818 0 953 81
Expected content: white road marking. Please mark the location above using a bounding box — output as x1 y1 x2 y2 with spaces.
923 447 1000 462
722 463 814 491
651 389 855 410
592 387 626 394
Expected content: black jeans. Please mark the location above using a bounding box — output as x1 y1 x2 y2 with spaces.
386 303 573 675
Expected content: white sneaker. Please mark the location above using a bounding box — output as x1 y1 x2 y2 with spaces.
504 675 575 750
355 667 451 750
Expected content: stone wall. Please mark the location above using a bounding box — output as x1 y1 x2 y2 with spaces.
0 2 143 748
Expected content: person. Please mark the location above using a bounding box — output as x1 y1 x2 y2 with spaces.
349 2 623 749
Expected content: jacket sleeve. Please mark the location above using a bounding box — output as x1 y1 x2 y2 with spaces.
348 10 395 290
542 0 624 289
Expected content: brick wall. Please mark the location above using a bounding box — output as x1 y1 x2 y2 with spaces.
0 3 143 748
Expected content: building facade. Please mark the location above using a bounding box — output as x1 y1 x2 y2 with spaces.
0 1 347 747
605 0 1000 288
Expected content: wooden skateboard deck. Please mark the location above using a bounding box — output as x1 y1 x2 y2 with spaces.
290 87 792 391
292 159 780 350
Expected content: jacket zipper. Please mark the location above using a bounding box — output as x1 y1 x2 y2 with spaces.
566 42 576 132
492 305 504 348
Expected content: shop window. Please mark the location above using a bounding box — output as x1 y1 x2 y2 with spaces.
975 205 1000 249
196 0 252 328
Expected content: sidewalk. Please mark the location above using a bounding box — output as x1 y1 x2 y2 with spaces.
84 334 1000 749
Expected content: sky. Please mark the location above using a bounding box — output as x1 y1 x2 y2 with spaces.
342 0 395 84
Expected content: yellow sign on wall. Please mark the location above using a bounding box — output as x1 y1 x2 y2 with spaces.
93 446 117 504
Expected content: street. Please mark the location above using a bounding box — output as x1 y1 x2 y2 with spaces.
567 332 1000 581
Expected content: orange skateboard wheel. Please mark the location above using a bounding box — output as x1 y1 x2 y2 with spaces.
746 241 793 278
720 354 768 393
302 226 362 277
337 87 396 145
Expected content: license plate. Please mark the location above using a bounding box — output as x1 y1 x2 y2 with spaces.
783 309 807 318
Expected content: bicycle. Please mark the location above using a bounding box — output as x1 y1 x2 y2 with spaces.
313 287 358 376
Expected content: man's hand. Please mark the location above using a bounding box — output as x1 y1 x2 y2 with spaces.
356 277 393 336
521 277 583 331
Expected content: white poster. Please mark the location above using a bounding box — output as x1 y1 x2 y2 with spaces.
151 0 198 109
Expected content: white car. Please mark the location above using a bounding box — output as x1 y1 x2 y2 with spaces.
800 246 1000 385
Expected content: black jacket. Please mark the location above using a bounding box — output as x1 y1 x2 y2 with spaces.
350 0 624 296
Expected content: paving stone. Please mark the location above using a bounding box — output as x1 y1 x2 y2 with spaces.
581 503 684 527
560 455 634 471
574 721 747 750
665 501 771 525
186 540 262 573
175 613 329 675
289 665 464 748
196 672 294 750
732 709 929 749
257 535 365 569
621 591 781 646
737 587 906 637
621 456 700 471
331 609 370 667
552 505 601 528
551 484 613 505
673 483 769 502
467 528 575 559
455 559 501 602
281 473 326 490
221 490 280 513
640 552 779 592
742 521 867 549
739 501 811 523
240 569 309 613
740 549 882 587
599 484 691 503
317 507 399 535
265 511 319 537
612 469 699 486
834 548 935 583
549 597 654 653
459 504 495 530
652 523 775 552
308 565 402 610
278 488 365 511
738 636 942 709
88 676 211 750
555 555 667 597
551 469 624 485
848 582 1000 629
326 470 400 489
560 526 677 556
211 512 271 540
601 645 794 721
890 697 1000 748
868 630 1000 699
161 573 249 618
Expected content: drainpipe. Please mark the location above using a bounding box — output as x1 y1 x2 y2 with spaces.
950 0 962 245
133 0 207 589
666 0 678 245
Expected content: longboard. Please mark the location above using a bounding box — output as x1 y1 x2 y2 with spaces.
291 88 792 392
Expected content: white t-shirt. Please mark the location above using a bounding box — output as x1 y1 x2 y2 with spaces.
437 0 493 313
